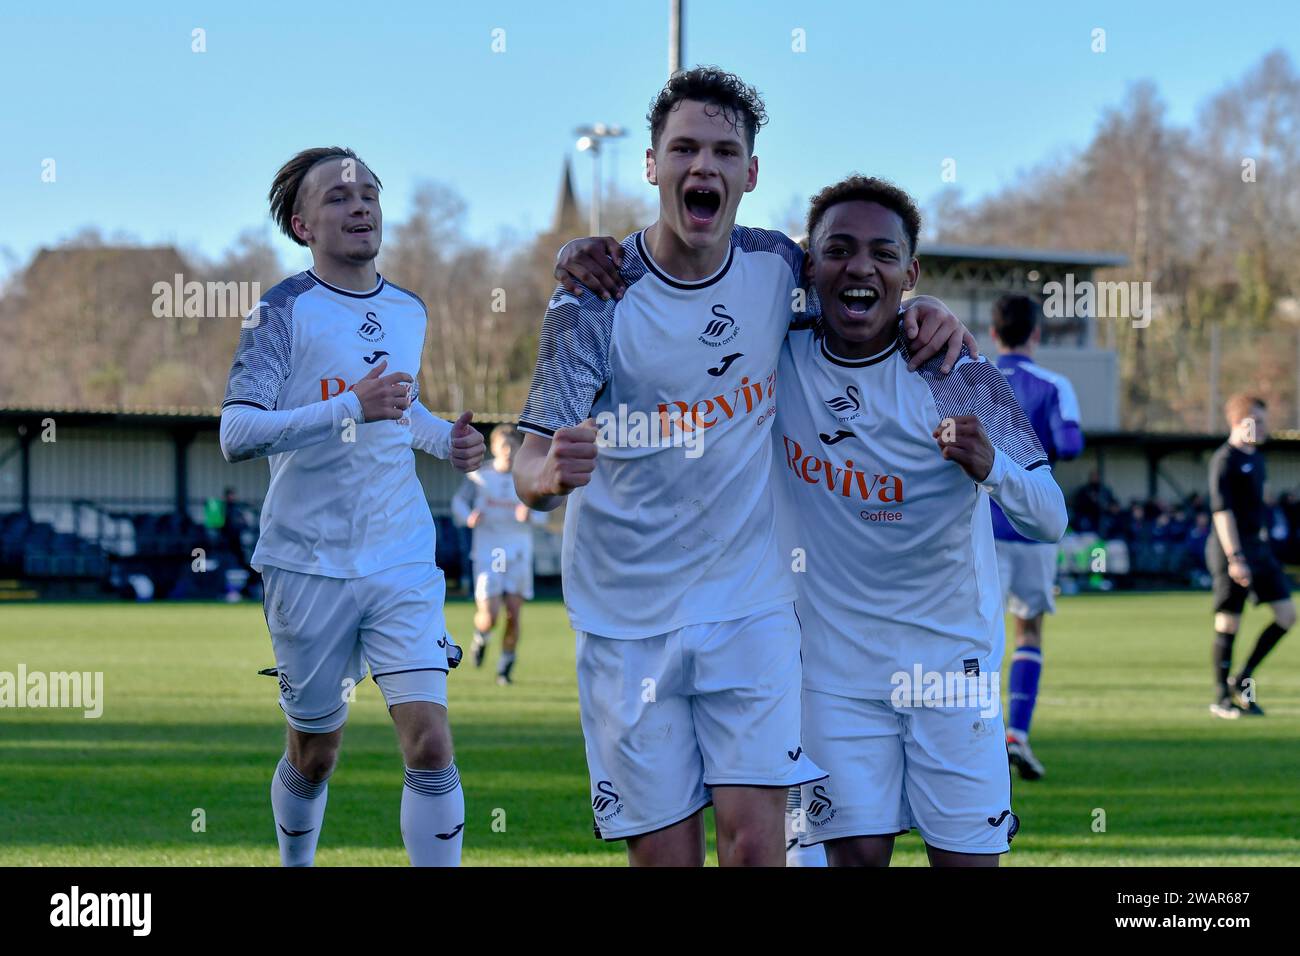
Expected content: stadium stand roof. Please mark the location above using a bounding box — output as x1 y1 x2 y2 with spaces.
918 244 1130 268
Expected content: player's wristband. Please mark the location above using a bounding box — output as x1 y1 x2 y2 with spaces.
1230 551 1246 561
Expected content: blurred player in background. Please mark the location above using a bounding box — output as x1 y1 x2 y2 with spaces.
452 425 546 685
1207 394 1293 718
990 295 1083 780
776 177 1066 866
221 146 485 867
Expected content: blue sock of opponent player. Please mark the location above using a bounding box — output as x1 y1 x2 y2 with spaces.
1007 646 1043 740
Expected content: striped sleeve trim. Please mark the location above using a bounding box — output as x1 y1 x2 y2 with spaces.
223 272 314 411
731 224 803 278
517 420 555 439
902 334 1049 471
731 225 823 326
518 231 638 433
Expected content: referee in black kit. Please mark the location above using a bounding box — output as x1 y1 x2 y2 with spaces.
1207 393 1294 718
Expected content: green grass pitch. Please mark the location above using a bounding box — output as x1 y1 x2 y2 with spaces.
1 592 1297 866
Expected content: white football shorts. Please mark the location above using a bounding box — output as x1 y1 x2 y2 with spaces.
797 690 1017 855
473 541 534 601
576 603 825 841
996 539 1059 619
261 561 451 733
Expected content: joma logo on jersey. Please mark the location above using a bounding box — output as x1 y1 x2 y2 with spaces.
698 304 739 346
656 370 777 436
782 435 904 503
357 311 384 342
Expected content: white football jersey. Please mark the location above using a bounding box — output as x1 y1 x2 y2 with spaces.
773 323 1050 698
223 270 435 578
451 466 541 558
519 227 803 638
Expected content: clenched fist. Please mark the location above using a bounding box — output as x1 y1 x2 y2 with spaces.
539 419 598 496
352 360 413 422
451 411 486 473
934 415 995 482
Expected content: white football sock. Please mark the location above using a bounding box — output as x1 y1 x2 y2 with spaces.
401 764 464 866
271 754 329 867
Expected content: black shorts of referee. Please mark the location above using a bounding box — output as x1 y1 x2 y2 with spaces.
1207 538 1292 614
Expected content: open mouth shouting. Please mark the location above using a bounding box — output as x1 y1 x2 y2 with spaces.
683 186 722 227
346 222 375 235
838 285 881 318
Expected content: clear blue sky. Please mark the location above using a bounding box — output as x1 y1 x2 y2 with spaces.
2 0 1296 274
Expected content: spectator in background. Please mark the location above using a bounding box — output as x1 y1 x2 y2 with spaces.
222 487 258 595
1100 498 1127 540
1126 501 1149 549
1072 470 1115 535
1265 494 1289 563
1187 512 1212 577
1279 492 1300 564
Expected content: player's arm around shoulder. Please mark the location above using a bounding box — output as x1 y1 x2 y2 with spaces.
899 295 979 373
555 236 625 301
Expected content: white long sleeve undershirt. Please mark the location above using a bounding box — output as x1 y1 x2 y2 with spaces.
220 394 454 463
978 448 1068 543
407 402 454 459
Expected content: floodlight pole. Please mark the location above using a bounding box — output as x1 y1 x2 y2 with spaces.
575 124 628 237
669 0 683 76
